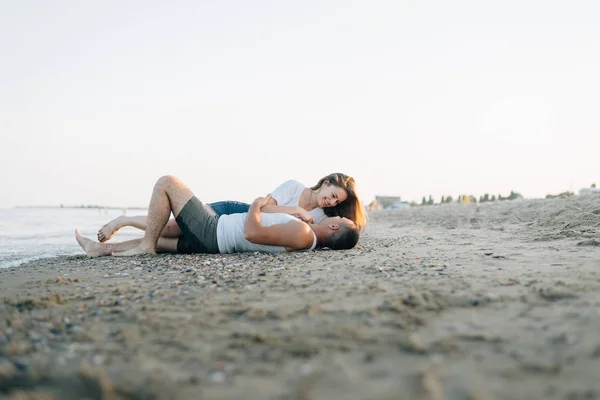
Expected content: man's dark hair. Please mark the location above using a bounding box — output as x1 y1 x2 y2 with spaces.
328 223 360 250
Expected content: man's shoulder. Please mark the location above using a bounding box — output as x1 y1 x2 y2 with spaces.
284 218 313 236
275 218 314 250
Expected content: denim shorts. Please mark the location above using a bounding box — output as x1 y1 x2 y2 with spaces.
207 201 250 216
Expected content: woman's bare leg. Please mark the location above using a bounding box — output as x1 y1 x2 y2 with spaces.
98 216 182 242
76 229 179 257
77 229 141 257
98 202 216 242
156 237 179 253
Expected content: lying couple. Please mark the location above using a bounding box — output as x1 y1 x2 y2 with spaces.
76 173 367 257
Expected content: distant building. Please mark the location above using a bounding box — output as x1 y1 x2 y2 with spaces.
580 187 600 195
368 196 410 210
375 196 402 207
388 201 411 210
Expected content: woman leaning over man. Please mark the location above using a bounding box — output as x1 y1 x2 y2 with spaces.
97 173 367 242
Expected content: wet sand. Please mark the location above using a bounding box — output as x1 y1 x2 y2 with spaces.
2 195 600 400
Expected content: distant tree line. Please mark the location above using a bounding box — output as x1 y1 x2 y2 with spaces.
403 184 598 207
480 191 523 202
417 191 523 206
545 191 574 199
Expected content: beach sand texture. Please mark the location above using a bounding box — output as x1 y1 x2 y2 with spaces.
1 195 600 400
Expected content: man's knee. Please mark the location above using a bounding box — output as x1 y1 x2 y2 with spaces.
156 175 181 189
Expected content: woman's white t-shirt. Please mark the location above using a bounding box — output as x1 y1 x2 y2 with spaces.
270 179 327 223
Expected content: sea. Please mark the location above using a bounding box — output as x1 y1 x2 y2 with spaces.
0 207 148 269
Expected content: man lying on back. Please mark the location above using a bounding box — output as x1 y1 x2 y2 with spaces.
75 175 359 257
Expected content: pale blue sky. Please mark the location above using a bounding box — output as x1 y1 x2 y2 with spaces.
1 1 598 208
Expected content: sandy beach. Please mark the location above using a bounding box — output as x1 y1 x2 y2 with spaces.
2 195 600 400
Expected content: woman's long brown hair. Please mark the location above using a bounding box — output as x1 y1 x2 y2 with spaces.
311 173 368 233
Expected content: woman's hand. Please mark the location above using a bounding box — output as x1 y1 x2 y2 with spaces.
252 194 272 209
296 207 314 224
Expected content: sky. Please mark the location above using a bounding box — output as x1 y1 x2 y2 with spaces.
1 0 599 208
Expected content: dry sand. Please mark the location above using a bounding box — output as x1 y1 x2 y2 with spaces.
1 195 600 400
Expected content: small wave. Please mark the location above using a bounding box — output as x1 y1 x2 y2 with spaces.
1 208 145 269
0 249 82 269
0 255 46 269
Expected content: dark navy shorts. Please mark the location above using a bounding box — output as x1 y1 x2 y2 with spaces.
207 201 250 216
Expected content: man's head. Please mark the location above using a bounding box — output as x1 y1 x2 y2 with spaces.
314 217 360 250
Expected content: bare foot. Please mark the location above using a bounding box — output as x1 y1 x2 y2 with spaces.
75 229 108 258
112 245 156 257
97 215 125 242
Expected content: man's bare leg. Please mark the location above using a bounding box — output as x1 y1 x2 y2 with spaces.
112 175 195 257
98 216 182 242
76 229 178 257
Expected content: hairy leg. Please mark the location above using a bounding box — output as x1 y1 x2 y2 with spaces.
77 229 179 257
98 216 182 242
113 176 195 257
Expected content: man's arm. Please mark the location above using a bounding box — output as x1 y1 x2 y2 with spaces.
244 196 314 251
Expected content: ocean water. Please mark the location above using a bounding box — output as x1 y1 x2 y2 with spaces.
0 207 148 268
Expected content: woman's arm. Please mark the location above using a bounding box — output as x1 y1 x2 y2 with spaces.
260 198 301 214
260 198 314 223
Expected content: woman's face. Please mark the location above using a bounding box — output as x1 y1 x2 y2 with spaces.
317 184 348 208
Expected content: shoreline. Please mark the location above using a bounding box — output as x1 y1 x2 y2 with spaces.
2 196 600 399
12 206 149 210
